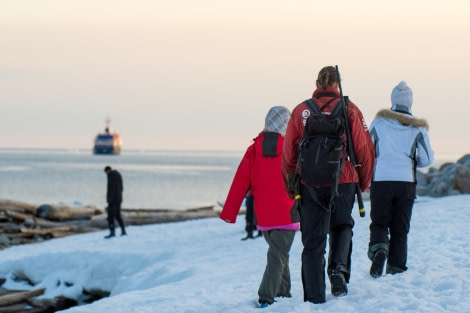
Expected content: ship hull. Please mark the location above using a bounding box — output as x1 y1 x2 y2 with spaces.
93 134 122 155
93 146 121 155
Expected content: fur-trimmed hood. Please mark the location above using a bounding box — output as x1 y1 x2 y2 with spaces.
376 109 429 130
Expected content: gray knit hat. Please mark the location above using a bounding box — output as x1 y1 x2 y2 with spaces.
391 81 413 114
264 106 291 135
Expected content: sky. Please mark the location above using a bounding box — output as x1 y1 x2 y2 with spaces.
0 194 469 312
1 0 469 158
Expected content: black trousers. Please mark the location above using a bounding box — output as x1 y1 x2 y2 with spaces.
369 181 416 271
245 195 257 233
107 201 126 234
299 183 355 303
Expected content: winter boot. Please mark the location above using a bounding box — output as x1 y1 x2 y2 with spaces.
368 243 389 278
258 302 270 308
241 231 254 241
329 267 348 297
104 232 115 239
104 224 115 238
370 249 387 278
386 263 407 275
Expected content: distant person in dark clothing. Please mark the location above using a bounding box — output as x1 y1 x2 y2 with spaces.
104 166 126 238
242 194 262 240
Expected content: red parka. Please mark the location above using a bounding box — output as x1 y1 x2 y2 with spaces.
282 86 375 195
220 132 298 228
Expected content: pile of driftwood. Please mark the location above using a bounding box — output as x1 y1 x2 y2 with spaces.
0 276 109 313
0 199 219 249
0 199 219 312
0 279 78 313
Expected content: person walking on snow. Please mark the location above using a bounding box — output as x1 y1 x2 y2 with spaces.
368 81 434 277
104 166 127 238
282 66 375 304
220 106 300 308
241 193 262 240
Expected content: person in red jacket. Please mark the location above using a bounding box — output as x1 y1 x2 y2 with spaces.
220 106 300 308
282 66 374 304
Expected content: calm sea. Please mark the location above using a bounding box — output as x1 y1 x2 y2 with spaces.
0 148 244 210
0 148 462 211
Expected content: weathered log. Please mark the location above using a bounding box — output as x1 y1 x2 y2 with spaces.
0 288 45 306
0 306 50 313
36 204 103 221
5 211 30 223
27 295 77 311
0 200 37 214
20 227 72 236
121 209 218 225
1 223 22 233
31 216 69 228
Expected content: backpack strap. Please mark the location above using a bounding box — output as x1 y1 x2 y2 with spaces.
331 98 344 116
304 98 321 113
306 98 342 113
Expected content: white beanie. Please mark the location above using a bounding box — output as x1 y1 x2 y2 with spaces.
391 81 413 114
264 106 291 135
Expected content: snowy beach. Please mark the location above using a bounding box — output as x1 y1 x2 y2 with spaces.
0 194 469 312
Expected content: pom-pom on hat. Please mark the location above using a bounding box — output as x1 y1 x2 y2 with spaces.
391 81 413 114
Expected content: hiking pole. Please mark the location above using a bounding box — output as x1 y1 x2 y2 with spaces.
335 65 366 218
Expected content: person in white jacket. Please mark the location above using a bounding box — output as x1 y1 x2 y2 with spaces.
367 81 434 278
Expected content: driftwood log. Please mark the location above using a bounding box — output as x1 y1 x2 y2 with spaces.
0 288 45 307
0 286 78 312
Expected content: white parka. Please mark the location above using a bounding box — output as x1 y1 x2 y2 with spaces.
370 109 434 182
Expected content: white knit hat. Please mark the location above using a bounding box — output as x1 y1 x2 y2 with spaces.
391 81 413 114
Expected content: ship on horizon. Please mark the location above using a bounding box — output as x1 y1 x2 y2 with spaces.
93 118 122 155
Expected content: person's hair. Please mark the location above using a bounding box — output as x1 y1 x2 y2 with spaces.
104 166 112 172
316 66 339 89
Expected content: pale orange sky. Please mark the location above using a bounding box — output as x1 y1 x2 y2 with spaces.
1 0 469 159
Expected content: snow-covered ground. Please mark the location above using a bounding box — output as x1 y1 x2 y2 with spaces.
1 195 469 313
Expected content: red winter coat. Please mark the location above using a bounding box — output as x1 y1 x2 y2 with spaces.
281 86 375 195
220 132 297 228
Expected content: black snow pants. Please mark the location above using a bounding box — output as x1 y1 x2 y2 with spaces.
245 195 257 233
107 201 126 235
299 183 355 303
369 181 416 272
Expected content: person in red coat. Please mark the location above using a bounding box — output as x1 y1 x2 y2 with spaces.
220 106 300 308
282 66 375 304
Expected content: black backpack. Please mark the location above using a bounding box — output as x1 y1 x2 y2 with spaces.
297 98 347 200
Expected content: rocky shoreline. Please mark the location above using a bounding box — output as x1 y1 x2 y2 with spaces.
417 154 470 197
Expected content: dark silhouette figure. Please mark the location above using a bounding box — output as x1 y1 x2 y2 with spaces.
242 195 262 240
104 166 126 238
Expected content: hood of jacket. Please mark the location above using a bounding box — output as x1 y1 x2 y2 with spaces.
253 131 282 157
376 109 429 131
